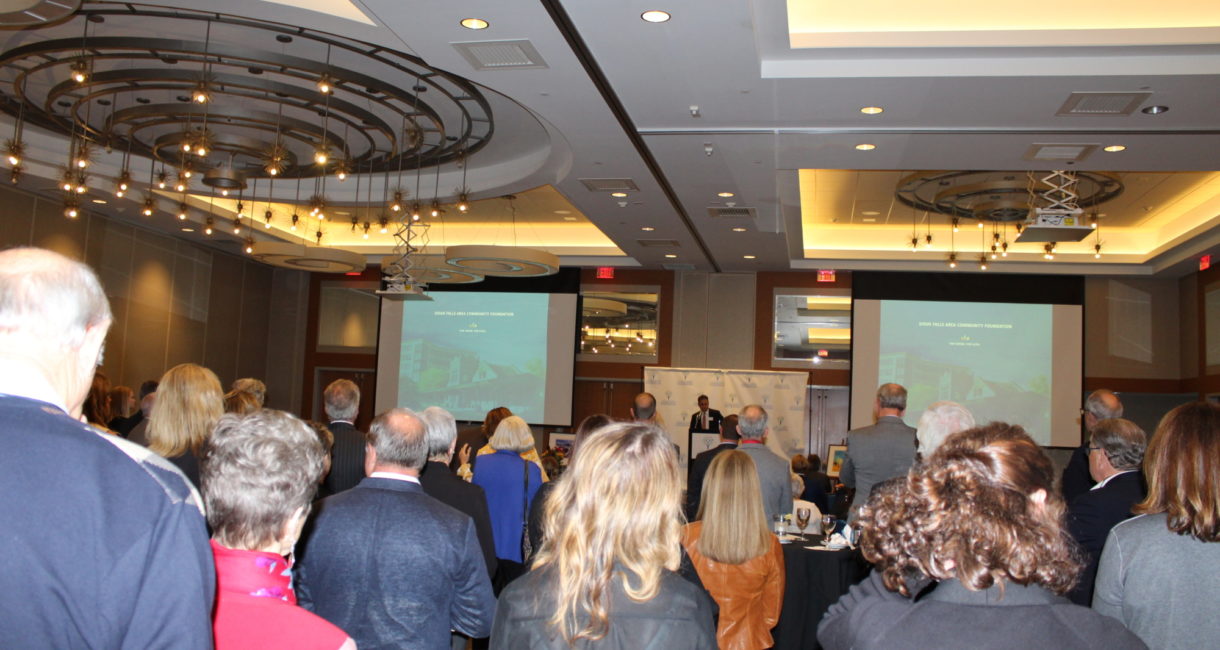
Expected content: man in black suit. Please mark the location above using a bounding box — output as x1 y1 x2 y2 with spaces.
418 406 497 578
685 413 739 520
321 378 366 495
688 394 723 435
296 408 496 647
1066 417 1147 606
1061 389 1123 504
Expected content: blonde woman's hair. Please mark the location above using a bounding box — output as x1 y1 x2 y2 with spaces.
490 415 535 453
533 422 682 642
147 363 224 458
696 450 773 565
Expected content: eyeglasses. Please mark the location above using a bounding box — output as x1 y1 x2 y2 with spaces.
1087 446 1101 453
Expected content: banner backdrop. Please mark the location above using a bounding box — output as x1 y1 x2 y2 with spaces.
644 367 809 467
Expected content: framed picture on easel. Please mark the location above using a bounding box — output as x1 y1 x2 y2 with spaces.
826 444 848 478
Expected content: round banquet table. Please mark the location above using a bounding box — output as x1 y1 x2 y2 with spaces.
770 534 870 650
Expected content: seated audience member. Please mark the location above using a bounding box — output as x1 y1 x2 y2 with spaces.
223 389 261 415
296 408 496 647
915 400 975 458
472 415 543 588
418 406 498 578
83 370 113 431
147 363 225 489
528 413 612 554
1094 402 1220 648
203 410 354 650
801 454 833 514
683 451 784 650
320 378 365 495
107 384 136 431
450 405 512 473
230 377 267 407
1065 418 1147 606
789 472 822 533
818 423 1146 650
491 422 717 648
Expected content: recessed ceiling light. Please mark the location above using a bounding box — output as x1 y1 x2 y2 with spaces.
743 255 756 260
460 18 489 30
1141 105 1169 115
855 143 876 151
563 216 578 221
861 210 880 216
861 218 876 223
641 226 655 231
91 199 107 204
717 192 735 198
553 209 571 215
641 10 671 23
1104 145 1127 152
611 192 628 197
860 106 883 115
731 227 747 232
181 227 194 232
664 253 677 258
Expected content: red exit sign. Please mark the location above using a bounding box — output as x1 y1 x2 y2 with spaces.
1201 255 1212 271
596 266 615 279
817 269 836 282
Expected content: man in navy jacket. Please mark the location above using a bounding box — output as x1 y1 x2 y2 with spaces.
1066 417 1148 606
0 248 214 648
297 407 496 648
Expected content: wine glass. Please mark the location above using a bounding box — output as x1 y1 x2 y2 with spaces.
795 507 811 536
821 514 837 540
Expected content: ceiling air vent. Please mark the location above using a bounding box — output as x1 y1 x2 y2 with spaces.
1024 143 1098 162
637 239 680 247
1056 92 1150 116
452 40 548 71
580 178 639 192
707 206 757 219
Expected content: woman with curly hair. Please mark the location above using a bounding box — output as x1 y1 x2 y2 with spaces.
490 421 716 648
1093 401 1220 648
818 423 1145 650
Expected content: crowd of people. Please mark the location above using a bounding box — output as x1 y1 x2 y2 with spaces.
3 246 1219 650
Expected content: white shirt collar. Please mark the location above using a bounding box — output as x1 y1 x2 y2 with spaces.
0 361 68 414
1092 469 1136 491
369 471 420 485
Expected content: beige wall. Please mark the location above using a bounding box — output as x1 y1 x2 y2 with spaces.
0 185 309 413
1083 276 1183 380
671 271 756 370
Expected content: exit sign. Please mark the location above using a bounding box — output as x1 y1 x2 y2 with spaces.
1202 255 1212 271
596 266 615 279
817 269 836 282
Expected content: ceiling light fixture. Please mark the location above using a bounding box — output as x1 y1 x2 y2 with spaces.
855 143 876 151
664 254 677 258
743 255 756 260
860 106 884 115
69 58 89 84
1103 145 1126 152
718 192 735 198
611 192 627 198
316 74 333 95
460 18 489 30
1141 105 1168 115
732 227 747 232
641 226 655 231
641 10 671 23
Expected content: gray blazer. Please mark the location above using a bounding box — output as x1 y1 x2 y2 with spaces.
738 441 793 524
840 415 916 510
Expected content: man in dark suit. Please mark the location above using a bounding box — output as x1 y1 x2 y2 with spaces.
1066 417 1147 606
321 378 366 495
688 394 724 435
840 383 917 519
418 406 497 578
1061 389 1124 504
297 407 496 648
686 413 739 519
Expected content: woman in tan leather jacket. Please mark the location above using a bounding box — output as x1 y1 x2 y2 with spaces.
682 450 785 650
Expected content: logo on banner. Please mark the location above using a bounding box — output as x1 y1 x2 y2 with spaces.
711 373 724 386
761 393 772 407
775 415 786 431
791 397 803 412
741 377 757 387
663 390 674 405
677 372 693 387
776 377 788 390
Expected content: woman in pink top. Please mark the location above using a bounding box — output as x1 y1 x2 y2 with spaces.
202 409 356 650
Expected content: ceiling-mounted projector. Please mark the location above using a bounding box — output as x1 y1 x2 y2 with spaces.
376 279 433 301
1014 207 1093 243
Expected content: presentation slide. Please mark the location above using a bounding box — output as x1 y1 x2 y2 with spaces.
852 297 1082 447
879 300 1053 437
376 291 576 425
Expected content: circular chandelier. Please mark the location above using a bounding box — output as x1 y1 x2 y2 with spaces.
0 2 493 189
895 171 1123 223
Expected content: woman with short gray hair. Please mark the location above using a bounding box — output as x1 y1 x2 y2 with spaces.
203 410 355 650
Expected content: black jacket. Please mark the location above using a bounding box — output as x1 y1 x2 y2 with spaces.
323 421 366 496
1065 471 1147 605
491 566 717 649
419 460 499 577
